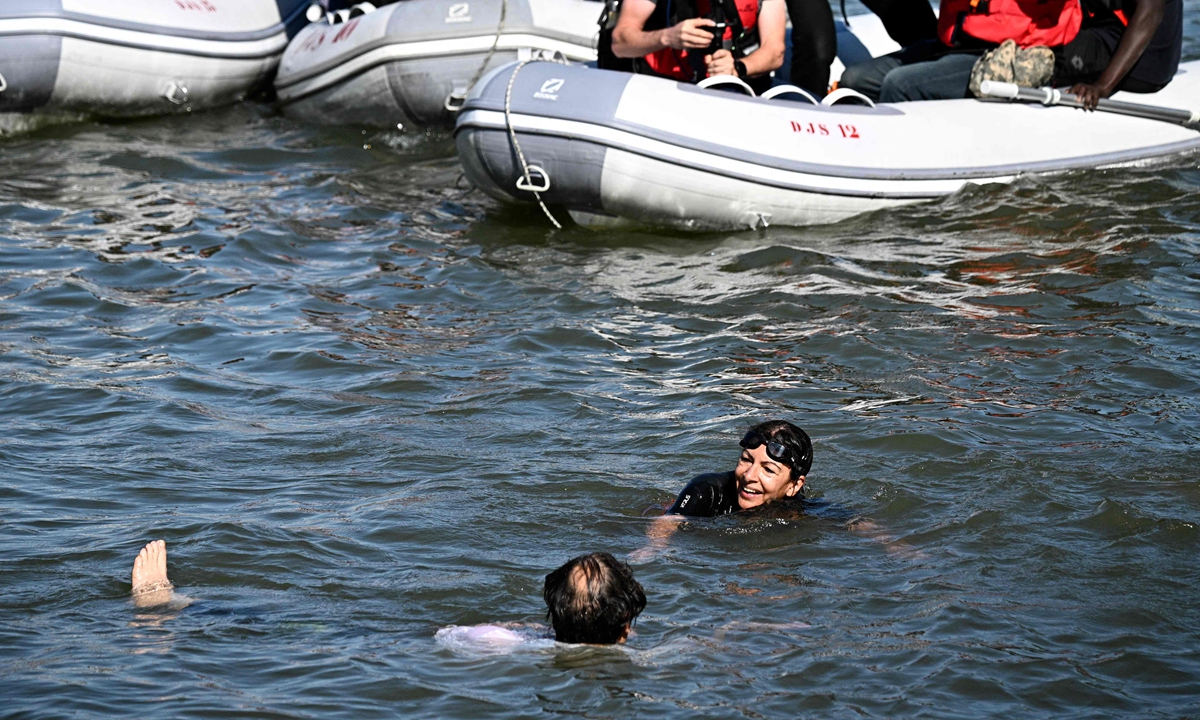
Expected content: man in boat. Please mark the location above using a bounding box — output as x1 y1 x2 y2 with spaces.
838 0 1182 106
609 0 787 94
129 541 646 645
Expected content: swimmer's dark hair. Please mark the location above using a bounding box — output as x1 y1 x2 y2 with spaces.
543 552 647 645
749 419 813 480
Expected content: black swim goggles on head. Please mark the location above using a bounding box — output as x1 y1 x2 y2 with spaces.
739 431 805 473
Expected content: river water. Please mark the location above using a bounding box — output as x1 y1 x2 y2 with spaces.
4 18 1200 718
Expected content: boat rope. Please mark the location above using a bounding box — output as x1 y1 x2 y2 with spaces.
447 0 509 112
504 59 565 230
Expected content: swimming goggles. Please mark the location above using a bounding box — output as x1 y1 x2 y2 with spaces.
739 431 803 472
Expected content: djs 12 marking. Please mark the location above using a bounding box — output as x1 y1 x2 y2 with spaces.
790 121 860 139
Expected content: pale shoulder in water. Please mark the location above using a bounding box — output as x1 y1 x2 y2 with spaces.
434 624 556 653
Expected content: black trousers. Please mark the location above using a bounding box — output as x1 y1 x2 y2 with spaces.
1052 21 1167 93
785 0 938 96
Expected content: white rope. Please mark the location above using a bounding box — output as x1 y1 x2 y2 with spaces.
447 0 508 112
504 59 568 230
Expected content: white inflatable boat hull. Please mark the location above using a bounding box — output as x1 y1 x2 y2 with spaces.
0 0 307 131
275 0 601 128
455 61 1200 230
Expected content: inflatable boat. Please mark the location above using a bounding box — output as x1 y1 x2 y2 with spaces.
274 0 602 128
0 0 308 132
455 60 1200 230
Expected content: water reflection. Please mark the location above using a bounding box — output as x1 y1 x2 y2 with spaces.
2 95 1199 719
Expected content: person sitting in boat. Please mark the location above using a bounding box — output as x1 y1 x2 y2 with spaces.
609 0 787 94
838 0 1182 107
129 541 646 646
1051 0 1182 107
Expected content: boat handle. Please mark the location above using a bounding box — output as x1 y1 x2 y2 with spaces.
445 92 466 113
696 75 756 96
821 87 875 107
0 72 6 93
515 165 550 193
163 81 188 105
761 85 818 105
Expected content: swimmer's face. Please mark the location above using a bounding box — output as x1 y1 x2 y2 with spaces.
735 443 803 510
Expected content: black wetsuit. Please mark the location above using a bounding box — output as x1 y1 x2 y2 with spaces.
667 471 857 521
667 472 742 517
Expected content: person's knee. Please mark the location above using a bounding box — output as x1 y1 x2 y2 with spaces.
839 63 874 92
878 59 972 102
878 72 917 102
838 54 898 99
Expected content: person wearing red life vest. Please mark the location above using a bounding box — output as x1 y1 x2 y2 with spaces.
610 0 786 94
839 0 1181 106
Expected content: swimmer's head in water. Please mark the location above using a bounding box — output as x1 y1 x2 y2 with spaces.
734 420 813 510
543 552 646 645
742 420 813 480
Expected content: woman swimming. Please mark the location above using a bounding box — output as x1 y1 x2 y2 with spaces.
668 420 813 517
632 420 815 561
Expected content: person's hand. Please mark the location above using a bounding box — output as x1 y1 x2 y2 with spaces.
704 49 736 76
1069 83 1110 110
664 18 716 50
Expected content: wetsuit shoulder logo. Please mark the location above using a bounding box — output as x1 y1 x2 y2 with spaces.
534 79 564 101
445 3 472 23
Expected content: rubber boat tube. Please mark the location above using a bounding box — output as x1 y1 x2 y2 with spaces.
455 61 1200 230
274 0 601 128
0 0 309 131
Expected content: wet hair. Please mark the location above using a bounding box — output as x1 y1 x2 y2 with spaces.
543 552 646 644
747 419 813 480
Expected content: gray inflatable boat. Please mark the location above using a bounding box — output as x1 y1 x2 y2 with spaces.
0 0 309 132
456 60 1200 230
274 0 602 128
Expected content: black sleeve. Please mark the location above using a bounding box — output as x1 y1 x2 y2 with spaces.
666 473 729 517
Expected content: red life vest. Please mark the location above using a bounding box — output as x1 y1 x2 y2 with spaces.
643 0 759 82
938 0 1083 48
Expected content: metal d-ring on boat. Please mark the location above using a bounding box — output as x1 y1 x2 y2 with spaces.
0 0 310 131
273 0 602 129
454 59 1200 231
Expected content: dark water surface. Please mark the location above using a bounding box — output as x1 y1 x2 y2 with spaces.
5 35 1200 718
